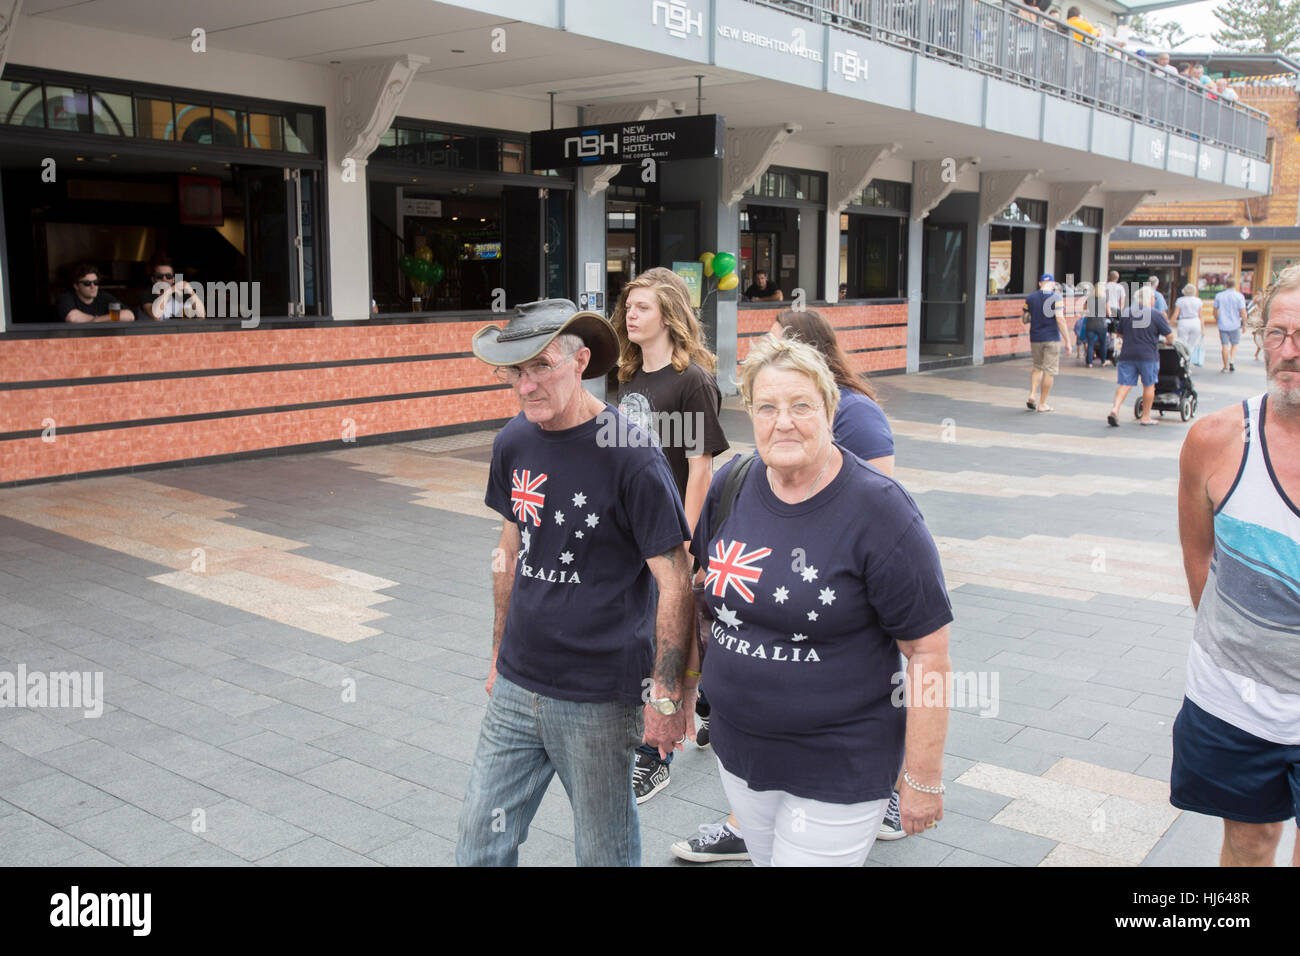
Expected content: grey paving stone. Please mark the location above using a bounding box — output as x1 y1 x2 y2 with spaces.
986 651 1100 682
1005 727 1147 773
381 788 463 840
171 799 313 861
937 847 1015 866
65 804 203 865
248 703 353 742
220 731 337 776
257 835 383 866
1131 694 1184 717
3 822 98 867
309 726 429 775
275 792 416 855
1088 669 1187 701
0 772 122 827
942 781 1012 821
1002 613 1100 637
298 758 423 809
388 751 473 800
0 712 87 755
366 829 456 866
58 848 125 866
0 745 61 786
1135 753 1173 782
1054 695 1176 734
151 842 256 866
865 830 954 866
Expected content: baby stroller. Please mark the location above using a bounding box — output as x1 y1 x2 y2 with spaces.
1135 340 1198 422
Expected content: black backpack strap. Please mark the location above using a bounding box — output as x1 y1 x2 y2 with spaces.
693 452 758 573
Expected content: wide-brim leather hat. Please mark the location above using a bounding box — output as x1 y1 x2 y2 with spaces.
471 299 618 380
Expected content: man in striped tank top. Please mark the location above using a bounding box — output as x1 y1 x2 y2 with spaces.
1173 265 1300 866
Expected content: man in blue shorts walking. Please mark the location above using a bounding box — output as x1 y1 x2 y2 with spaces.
1107 287 1174 427
1172 265 1300 865
1214 276 1247 373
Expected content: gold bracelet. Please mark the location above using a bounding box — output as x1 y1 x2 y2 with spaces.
685 669 702 679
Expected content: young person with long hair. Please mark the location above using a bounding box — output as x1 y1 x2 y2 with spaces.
613 267 729 807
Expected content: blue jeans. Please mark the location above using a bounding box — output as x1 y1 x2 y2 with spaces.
456 674 643 866
1085 329 1107 364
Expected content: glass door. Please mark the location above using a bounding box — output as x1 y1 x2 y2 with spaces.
921 223 966 346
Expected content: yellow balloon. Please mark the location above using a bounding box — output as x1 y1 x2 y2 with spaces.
699 251 715 277
415 246 434 263
717 272 739 291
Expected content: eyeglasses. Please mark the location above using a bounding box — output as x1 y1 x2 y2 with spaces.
493 351 577 385
153 272 175 281
750 401 824 422
77 279 99 287
1254 328 1300 351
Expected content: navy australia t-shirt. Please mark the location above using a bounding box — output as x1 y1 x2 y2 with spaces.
834 387 894 462
1024 289 1064 342
690 449 953 803
1117 307 1172 364
485 405 690 705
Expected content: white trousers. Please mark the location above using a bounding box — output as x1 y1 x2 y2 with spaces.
717 760 889 867
1177 319 1203 351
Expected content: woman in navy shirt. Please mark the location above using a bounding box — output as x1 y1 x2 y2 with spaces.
770 309 895 476
687 336 953 866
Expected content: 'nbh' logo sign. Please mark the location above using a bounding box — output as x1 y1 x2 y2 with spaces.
564 132 619 162
652 0 703 39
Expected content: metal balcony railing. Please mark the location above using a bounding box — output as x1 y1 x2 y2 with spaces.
747 0 1271 161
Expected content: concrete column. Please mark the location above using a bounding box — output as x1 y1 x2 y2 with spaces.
906 216 923 373
713 163 740 394
324 162 371 320
0 171 8 331
573 177 606 400
972 220 989 365
824 207 842 302
1042 226 1056 278
798 210 819 301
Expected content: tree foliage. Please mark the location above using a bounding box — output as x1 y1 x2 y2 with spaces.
1211 0 1300 54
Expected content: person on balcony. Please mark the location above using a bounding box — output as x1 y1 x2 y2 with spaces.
1065 6 1099 44
56 262 135 323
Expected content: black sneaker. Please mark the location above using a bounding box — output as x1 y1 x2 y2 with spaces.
633 752 670 804
671 823 749 862
877 789 907 841
1230 363 1235 372
696 714 710 749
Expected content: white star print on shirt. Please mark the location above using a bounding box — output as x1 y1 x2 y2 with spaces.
772 586 789 604
716 604 741 628
520 528 532 553
819 587 836 606
585 513 600 528
801 566 819 583
792 633 807 642
559 551 574 565
807 610 818 621
554 510 565 525
574 530 584 539
572 492 587 507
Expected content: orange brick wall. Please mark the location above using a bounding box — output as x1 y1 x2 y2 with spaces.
0 321 518 485
984 295 1088 359
735 303 908 381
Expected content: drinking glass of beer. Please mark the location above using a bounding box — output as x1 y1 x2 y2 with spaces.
109 300 121 322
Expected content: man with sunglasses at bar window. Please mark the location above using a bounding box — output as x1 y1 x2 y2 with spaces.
143 254 206 320
57 262 135 323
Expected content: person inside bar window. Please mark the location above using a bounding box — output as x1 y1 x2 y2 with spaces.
143 254 206 320
744 270 783 303
56 262 135 323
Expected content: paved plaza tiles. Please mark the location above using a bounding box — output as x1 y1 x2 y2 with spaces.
0 353 1294 867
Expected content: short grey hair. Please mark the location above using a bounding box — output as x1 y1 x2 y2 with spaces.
739 335 839 427
552 333 585 357
1252 262 1300 334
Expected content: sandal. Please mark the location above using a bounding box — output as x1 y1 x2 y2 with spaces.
1107 413 1118 427
1139 419 1158 426
1037 404 1055 412
1026 399 1037 410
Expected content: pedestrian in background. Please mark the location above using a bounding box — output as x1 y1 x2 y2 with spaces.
1023 273 1073 411
1174 283 1205 366
1214 276 1247 373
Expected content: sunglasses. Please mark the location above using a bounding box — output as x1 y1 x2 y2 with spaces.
77 279 99 287
153 272 175 280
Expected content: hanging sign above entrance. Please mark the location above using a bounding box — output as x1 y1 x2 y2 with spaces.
531 114 725 168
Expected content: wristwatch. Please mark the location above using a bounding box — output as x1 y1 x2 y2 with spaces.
649 697 680 715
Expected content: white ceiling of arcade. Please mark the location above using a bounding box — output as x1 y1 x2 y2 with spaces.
18 0 1259 198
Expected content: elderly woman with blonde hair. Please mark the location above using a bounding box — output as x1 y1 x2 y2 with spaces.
686 335 953 866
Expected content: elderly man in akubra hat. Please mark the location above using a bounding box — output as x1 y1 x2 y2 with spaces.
457 299 696 867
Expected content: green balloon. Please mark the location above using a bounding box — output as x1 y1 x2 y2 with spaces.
429 262 445 285
712 252 736 278
399 255 418 277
